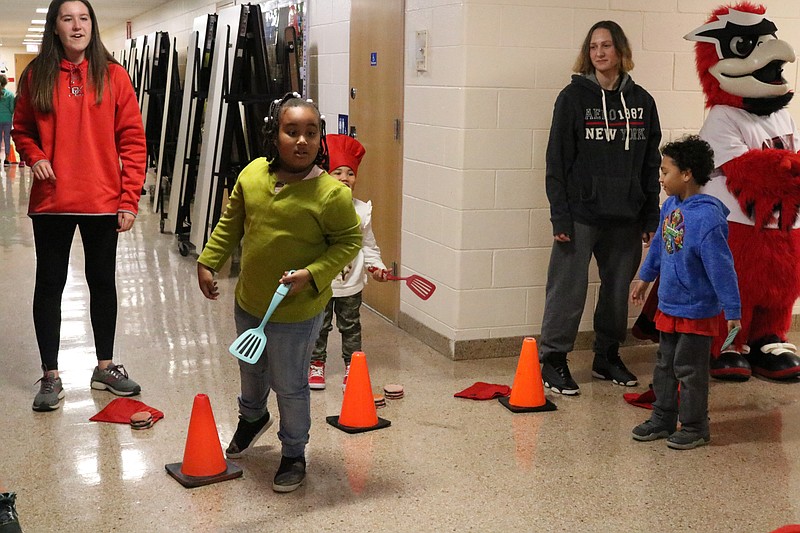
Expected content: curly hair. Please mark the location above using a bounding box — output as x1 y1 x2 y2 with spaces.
661 135 716 186
262 92 328 171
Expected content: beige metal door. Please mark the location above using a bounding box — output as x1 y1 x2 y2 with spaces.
348 0 404 322
14 54 37 80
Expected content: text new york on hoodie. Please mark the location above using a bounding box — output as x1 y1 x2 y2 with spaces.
546 73 662 236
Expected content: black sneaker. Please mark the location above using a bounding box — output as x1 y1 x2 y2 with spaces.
667 429 710 450
592 350 638 386
632 420 674 441
272 455 306 493
541 355 580 395
0 492 22 533
225 412 274 459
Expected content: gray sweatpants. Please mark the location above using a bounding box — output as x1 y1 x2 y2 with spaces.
539 221 642 360
651 331 712 436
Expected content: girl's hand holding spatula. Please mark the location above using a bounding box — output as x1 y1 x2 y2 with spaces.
279 268 312 296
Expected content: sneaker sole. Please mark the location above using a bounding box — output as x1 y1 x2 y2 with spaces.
90 381 141 396
591 370 638 387
32 390 66 412
309 382 326 390
272 476 305 493
225 416 275 459
543 381 580 396
632 430 671 442
667 437 710 450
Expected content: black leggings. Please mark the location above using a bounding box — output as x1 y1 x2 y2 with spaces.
32 215 119 371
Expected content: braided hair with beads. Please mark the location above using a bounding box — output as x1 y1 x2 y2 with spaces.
263 92 329 172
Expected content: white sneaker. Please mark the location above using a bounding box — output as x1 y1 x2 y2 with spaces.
309 361 326 390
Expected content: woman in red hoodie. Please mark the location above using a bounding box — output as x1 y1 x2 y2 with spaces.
12 0 147 412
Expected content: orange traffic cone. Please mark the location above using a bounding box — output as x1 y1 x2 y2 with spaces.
499 337 557 413
165 394 243 488
326 352 390 433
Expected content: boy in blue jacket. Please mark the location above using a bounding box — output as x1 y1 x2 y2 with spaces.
630 135 741 450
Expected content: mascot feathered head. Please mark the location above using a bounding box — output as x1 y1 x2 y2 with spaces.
684 2 795 115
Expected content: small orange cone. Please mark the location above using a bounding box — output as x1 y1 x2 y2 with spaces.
165 394 243 488
327 352 390 433
499 337 557 413
7 143 16 164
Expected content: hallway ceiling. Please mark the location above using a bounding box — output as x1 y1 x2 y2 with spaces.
0 1 165 50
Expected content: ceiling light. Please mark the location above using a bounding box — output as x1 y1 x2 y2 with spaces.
32 20 46 25
36 8 48 13
28 27 45 32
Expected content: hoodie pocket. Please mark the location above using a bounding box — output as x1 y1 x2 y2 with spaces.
582 174 645 220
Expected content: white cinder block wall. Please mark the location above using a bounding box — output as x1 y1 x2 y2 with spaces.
106 0 800 354
401 0 800 349
306 0 352 126
103 0 219 72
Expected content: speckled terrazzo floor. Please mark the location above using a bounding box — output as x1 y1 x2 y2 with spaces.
1 163 799 533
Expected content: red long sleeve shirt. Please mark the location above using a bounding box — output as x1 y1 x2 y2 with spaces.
12 59 146 216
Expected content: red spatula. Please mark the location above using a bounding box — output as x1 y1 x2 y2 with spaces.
369 267 436 300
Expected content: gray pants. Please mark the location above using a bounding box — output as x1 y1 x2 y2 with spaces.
651 331 711 436
539 221 642 359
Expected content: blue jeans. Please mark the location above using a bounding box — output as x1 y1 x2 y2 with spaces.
234 302 324 458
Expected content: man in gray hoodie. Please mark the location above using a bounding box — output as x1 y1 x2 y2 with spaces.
539 20 662 396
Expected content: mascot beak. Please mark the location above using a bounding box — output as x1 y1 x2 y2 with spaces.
710 38 795 98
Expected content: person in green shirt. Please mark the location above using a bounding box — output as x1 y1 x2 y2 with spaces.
0 74 15 165
197 93 361 492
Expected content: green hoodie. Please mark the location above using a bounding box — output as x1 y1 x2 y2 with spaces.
0 88 14 123
198 158 362 322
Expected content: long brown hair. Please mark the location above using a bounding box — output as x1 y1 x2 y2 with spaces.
17 0 120 112
573 20 635 75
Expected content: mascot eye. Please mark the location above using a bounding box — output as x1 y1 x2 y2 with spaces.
729 36 757 58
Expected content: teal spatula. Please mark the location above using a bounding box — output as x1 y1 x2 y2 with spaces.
229 275 293 364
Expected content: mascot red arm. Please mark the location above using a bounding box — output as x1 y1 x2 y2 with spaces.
686 2 800 381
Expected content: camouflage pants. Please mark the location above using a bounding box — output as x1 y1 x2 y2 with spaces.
312 292 362 364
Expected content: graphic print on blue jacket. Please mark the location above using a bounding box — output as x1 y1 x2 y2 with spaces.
663 208 685 254
639 194 742 321
545 73 662 237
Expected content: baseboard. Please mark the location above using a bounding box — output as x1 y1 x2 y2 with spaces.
397 311 800 361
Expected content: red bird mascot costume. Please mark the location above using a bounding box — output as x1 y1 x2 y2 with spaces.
684 3 800 382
